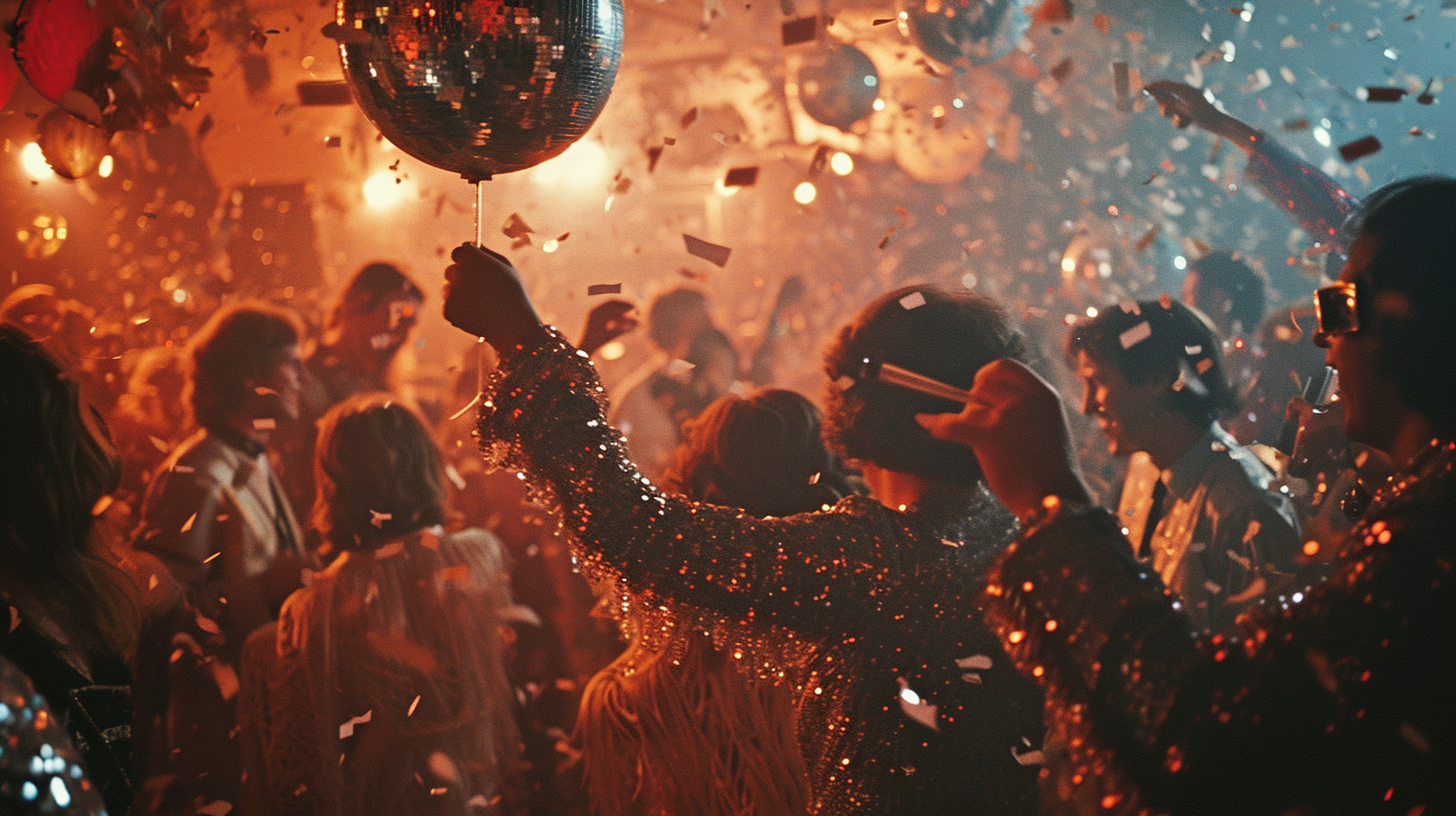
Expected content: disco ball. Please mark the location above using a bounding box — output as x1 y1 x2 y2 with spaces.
902 0 1030 68
797 43 879 131
334 0 624 180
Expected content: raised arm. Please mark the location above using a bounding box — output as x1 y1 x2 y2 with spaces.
1145 80 1359 252
446 244 976 642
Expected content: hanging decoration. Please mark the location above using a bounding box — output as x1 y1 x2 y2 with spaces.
796 43 879 131
901 0 1031 69
11 0 212 178
330 0 625 183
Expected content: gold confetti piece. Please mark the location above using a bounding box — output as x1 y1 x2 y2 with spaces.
203 550 220 563
683 234 731 267
339 710 372 739
182 512 198 533
408 695 421 716
369 510 393 528
92 495 115 516
587 283 622 295
679 107 698 129
252 418 276 430
898 291 927 310
1119 321 1152 349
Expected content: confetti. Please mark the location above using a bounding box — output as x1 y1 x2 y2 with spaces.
1337 135 1382 162
369 510 393 528
324 135 342 148
148 574 160 591
253 418 276 430
781 16 818 46
181 513 198 533
339 710 372 739
1135 225 1162 251
680 107 699 129
1112 62 1132 111
92 495 115 516
203 551 221 563
408 695 421 716
899 291 927 310
646 145 665 173
1050 58 1074 82
502 213 534 249
683 234 732 267
197 802 232 816
1119 321 1152 349
809 145 830 176
587 283 623 295
834 375 855 391
723 166 759 187
956 654 994 670
1363 87 1407 102
1184 345 1203 355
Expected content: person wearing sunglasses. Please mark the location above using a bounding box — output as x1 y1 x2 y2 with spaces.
918 175 1456 814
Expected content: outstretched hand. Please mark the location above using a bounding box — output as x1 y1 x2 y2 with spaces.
916 359 1090 523
1144 80 1257 144
443 243 548 352
578 299 639 356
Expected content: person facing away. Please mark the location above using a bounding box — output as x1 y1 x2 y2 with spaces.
237 394 519 816
276 262 425 521
0 324 142 815
577 387 853 816
607 286 714 481
917 175 1456 815
442 252 1045 815
1067 298 1301 633
133 302 311 650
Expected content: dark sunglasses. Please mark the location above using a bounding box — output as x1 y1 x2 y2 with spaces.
1313 281 1359 348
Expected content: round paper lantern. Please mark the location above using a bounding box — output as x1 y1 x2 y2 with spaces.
333 0 625 180
796 43 879 131
35 107 110 180
902 0 1030 68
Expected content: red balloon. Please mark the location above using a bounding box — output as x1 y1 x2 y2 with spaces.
0 51 19 110
12 0 107 103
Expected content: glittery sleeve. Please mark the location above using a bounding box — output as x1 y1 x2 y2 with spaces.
475 331 972 642
987 483 1454 815
0 656 108 816
1243 131 1360 252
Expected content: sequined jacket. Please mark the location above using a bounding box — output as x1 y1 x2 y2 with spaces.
0 655 108 815
986 440 1456 815
476 332 1045 815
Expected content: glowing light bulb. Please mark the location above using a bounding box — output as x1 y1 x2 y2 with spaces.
542 238 560 252
363 172 407 208
829 152 854 176
97 155 114 178
21 143 51 180
793 181 817 205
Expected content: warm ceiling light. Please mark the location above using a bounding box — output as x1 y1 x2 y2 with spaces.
97 155 114 178
21 143 52 180
793 181 817 205
829 152 853 176
363 171 408 208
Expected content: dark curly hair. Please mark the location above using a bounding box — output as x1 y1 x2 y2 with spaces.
187 301 303 431
1066 298 1239 425
822 285 1028 484
662 388 853 517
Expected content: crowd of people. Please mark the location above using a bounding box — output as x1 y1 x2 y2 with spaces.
1 85 1452 816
